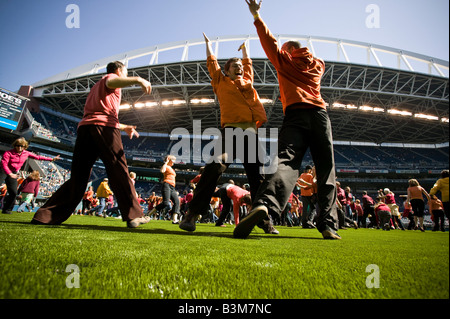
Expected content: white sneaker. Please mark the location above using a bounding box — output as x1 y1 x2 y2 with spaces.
127 216 150 228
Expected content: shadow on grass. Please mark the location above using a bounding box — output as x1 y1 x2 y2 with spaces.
1 219 323 240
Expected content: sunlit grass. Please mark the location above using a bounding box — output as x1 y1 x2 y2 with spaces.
0 212 448 299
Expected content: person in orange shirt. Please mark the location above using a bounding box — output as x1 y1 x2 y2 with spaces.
406 179 430 232
235 0 339 239
180 34 277 235
296 165 316 228
429 195 445 232
149 155 180 224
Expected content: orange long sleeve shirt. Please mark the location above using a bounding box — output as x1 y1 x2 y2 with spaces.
207 55 267 128
254 18 327 112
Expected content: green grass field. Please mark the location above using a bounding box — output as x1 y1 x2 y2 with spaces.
0 212 448 299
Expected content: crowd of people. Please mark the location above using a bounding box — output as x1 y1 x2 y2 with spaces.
1 1 448 240
0 137 448 234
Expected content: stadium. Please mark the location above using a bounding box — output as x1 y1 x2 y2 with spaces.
0 33 449 301
1 34 448 201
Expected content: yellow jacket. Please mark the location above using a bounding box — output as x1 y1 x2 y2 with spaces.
430 177 449 202
96 181 113 198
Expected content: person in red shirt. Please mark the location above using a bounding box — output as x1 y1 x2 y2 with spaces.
374 197 392 230
213 183 253 227
32 61 152 228
354 199 364 228
16 170 41 213
235 0 339 239
361 191 376 228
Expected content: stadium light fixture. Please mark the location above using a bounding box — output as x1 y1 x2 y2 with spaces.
332 102 347 109
119 104 131 110
441 117 449 123
359 105 373 111
260 98 274 104
172 99 186 106
414 113 439 121
387 109 412 116
145 102 158 107
190 98 215 104
134 102 145 108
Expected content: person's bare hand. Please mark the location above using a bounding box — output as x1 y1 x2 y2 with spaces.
245 0 262 16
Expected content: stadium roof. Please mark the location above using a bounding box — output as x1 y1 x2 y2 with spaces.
30 35 449 145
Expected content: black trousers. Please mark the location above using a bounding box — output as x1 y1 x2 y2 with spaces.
188 128 264 216
253 107 339 233
156 182 180 215
32 125 143 224
213 183 232 226
0 169 18 213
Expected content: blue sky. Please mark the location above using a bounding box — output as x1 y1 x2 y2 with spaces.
0 0 448 91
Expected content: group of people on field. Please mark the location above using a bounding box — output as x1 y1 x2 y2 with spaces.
1 1 448 240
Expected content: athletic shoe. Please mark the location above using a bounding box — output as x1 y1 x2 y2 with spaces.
179 212 197 232
127 216 150 228
321 229 342 240
263 224 279 235
233 205 268 239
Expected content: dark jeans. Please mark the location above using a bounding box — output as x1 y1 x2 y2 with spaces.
156 182 180 215
432 210 445 231
32 125 143 224
0 169 18 213
301 195 316 227
213 183 232 226
188 128 264 216
253 107 338 233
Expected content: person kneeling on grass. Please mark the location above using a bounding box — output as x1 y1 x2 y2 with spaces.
374 197 392 231
213 183 264 229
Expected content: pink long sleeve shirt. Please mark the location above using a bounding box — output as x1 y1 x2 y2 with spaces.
1 149 53 175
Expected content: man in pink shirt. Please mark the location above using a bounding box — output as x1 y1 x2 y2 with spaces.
32 61 152 228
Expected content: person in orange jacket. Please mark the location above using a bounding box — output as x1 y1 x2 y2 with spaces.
180 33 277 235
235 0 339 240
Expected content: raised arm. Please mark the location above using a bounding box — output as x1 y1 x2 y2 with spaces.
238 41 249 59
245 0 262 19
106 76 151 95
203 33 214 58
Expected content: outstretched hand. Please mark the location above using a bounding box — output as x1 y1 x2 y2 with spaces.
203 32 210 43
245 0 262 16
123 125 140 139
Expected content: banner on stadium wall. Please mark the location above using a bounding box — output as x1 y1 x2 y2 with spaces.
0 88 27 130
365 169 389 174
395 169 420 174
337 168 360 173
132 156 157 163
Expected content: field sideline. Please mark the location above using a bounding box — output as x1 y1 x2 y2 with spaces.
0 212 448 299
